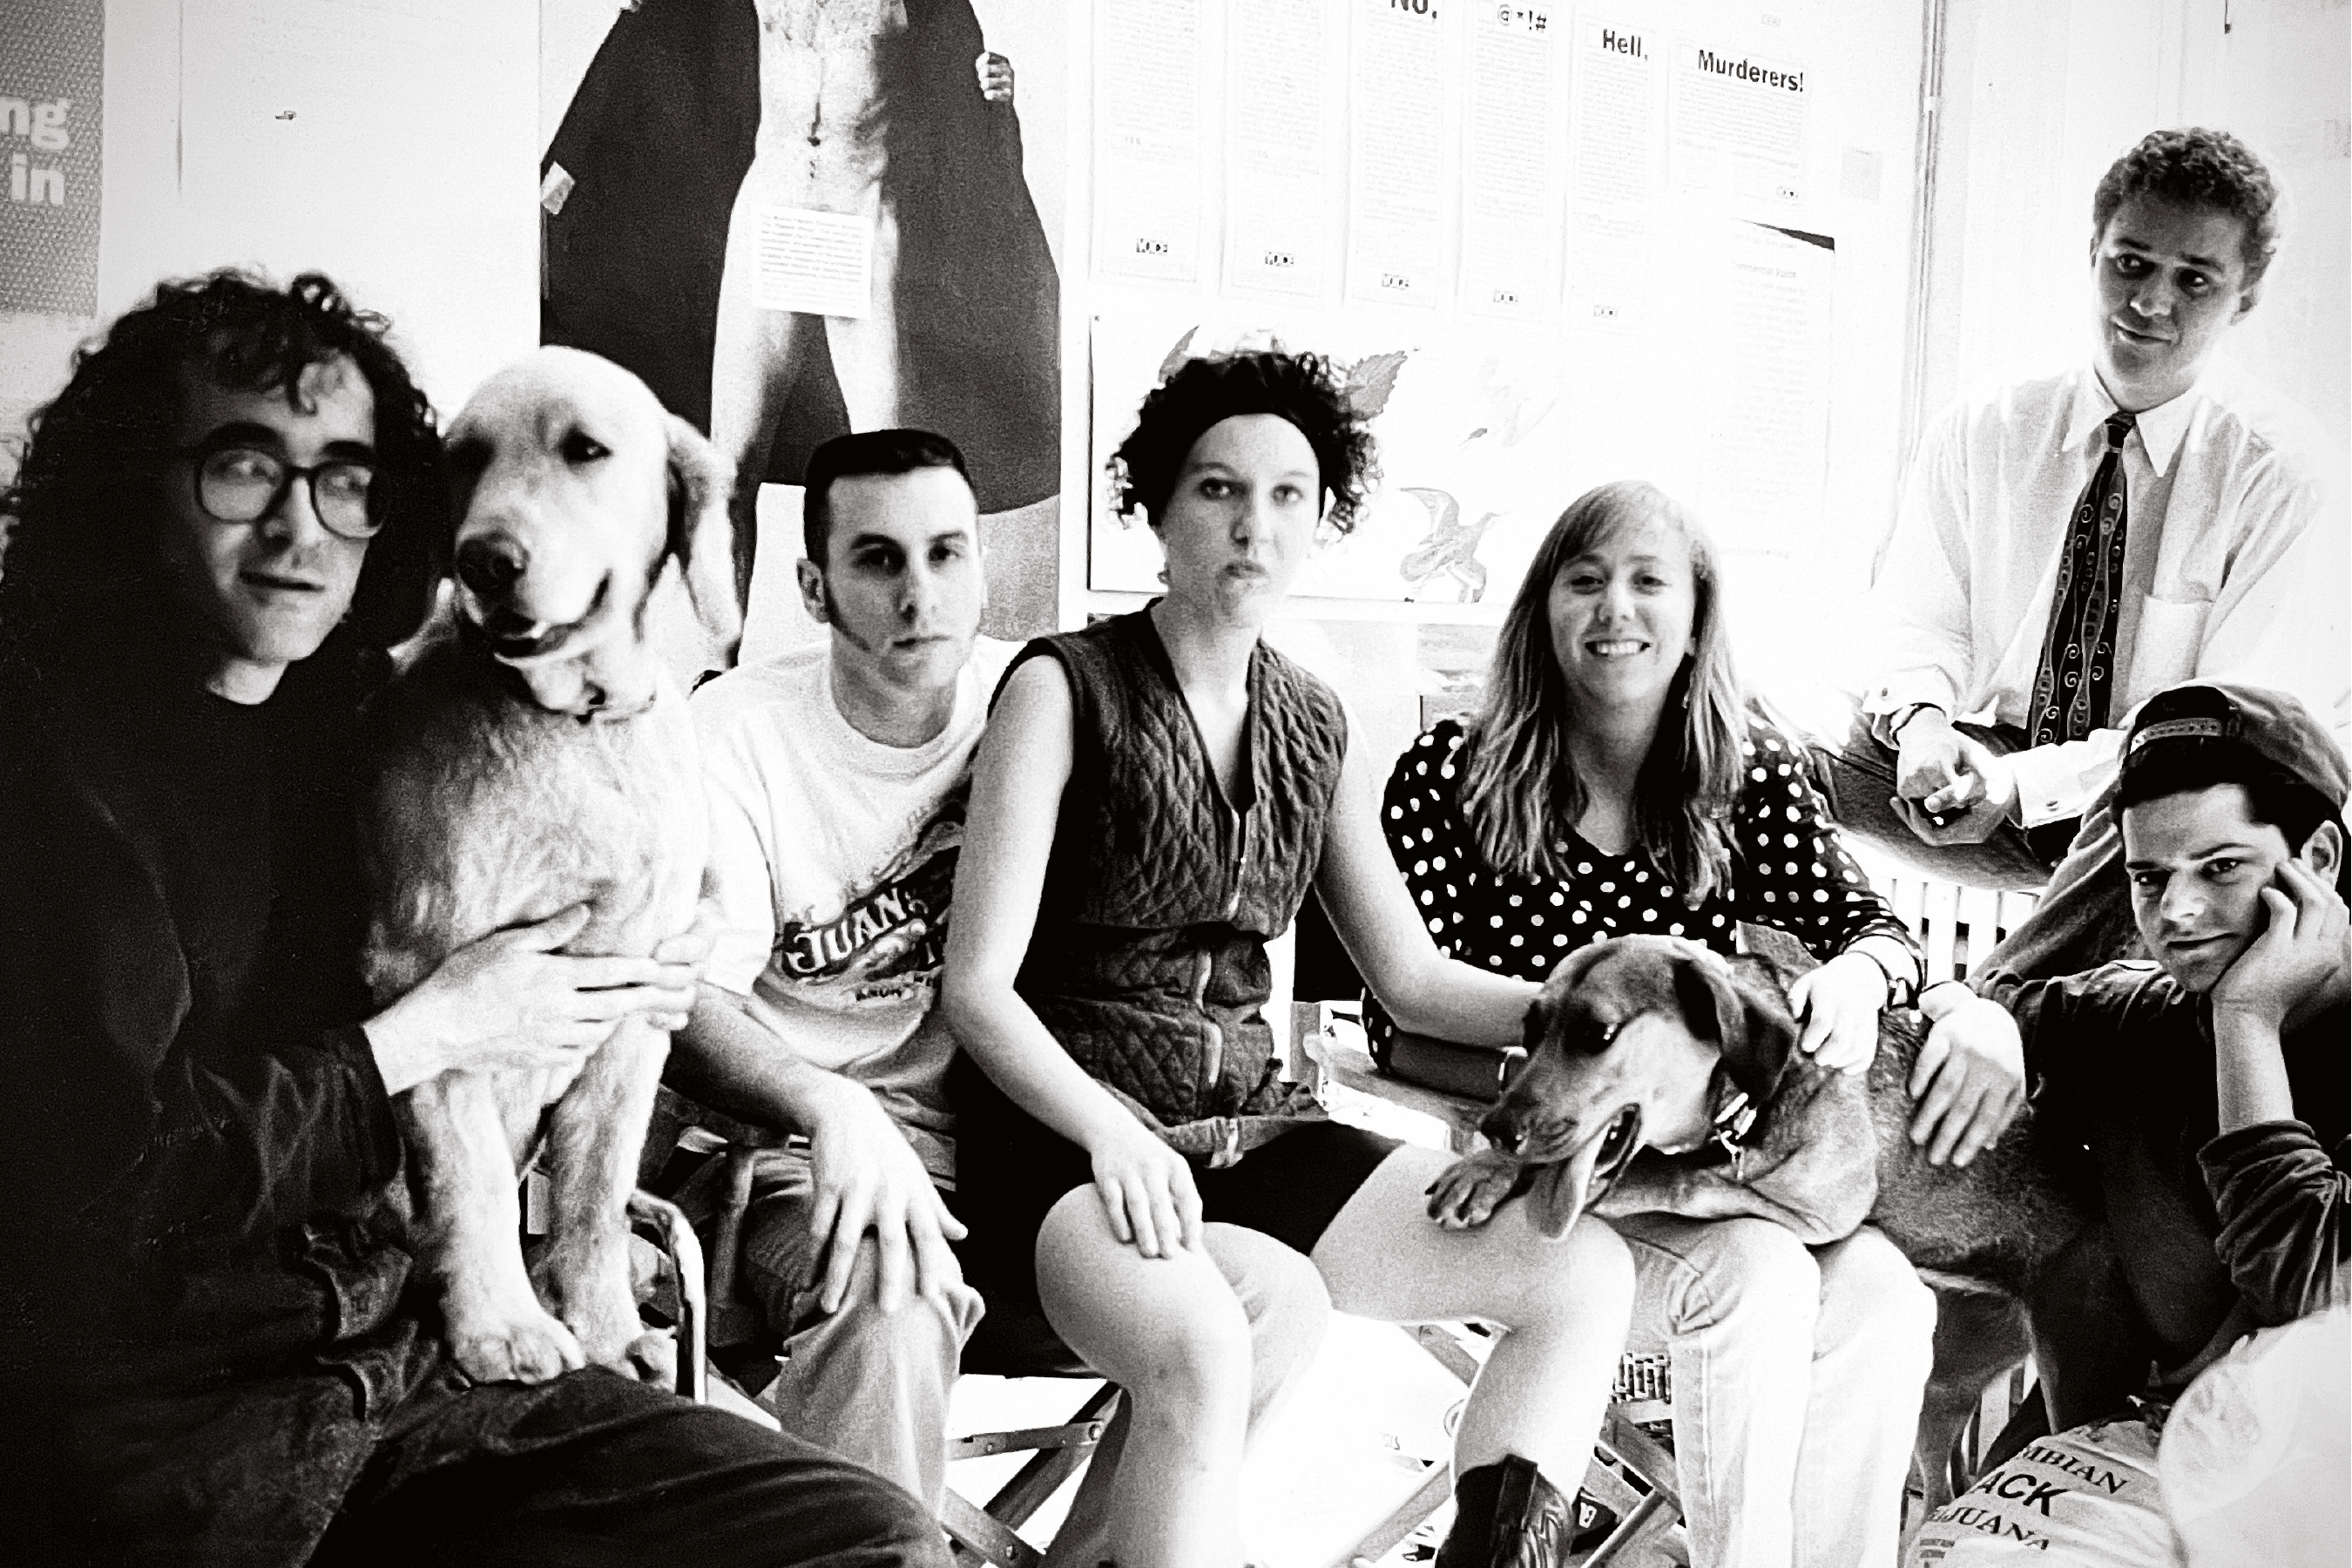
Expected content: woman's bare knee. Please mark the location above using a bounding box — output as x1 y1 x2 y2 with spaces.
1035 1193 1254 1409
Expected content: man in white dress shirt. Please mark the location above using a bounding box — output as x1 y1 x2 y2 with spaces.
1811 126 2342 979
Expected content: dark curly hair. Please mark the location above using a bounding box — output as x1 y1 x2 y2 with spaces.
1108 349 1378 534
2092 127 2279 287
0 269 444 682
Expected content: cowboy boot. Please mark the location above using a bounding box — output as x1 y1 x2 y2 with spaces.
1432 1454 1575 1568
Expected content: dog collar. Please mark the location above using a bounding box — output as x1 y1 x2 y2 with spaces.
1707 1069 1761 1178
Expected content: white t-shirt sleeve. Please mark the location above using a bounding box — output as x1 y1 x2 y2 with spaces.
697 725 781 999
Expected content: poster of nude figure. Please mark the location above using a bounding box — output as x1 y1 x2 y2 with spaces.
538 0 1064 651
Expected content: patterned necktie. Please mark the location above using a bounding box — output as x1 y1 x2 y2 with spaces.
2027 410 2136 747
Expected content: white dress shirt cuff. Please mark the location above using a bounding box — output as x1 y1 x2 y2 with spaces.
2004 730 2125 828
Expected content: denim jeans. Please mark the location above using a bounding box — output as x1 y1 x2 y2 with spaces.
741 1153 985 1512
1975 790 2146 981
1616 1214 1936 1568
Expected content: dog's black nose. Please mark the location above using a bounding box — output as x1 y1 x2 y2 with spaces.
456 536 528 600
1482 1119 1524 1156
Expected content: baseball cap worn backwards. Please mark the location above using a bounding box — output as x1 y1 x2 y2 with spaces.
2121 682 2350 813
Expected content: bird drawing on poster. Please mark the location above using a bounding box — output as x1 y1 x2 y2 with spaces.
1400 486 1497 603
1458 356 1557 449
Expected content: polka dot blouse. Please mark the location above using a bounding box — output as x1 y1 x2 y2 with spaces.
1369 716 1915 1039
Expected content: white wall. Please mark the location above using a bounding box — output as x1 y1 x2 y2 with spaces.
90 0 537 419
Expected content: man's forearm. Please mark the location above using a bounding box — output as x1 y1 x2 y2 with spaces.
670 986 856 1134
2212 1008 2299 1133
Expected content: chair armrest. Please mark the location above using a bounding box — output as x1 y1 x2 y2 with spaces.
627 1189 708 1404
1306 1025 1489 1122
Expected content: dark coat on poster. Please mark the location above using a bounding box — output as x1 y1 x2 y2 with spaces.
540 0 1060 513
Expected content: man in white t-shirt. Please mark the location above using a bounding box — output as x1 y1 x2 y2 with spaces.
672 430 1328 1533
1811 126 2344 983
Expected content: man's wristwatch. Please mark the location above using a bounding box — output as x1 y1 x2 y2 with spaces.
1886 702 1947 743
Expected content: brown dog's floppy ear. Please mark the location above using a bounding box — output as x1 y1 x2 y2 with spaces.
1671 952 1801 1098
664 414 740 645
1722 960 1801 1095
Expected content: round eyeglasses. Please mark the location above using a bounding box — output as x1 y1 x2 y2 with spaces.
184 445 383 540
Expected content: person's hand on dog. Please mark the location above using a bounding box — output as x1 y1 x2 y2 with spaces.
1906 982 2026 1166
802 1074 971 1319
1087 1113 1205 1259
645 906 721 1031
1892 732 2017 847
364 904 700 1094
1788 950 1888 1073
2209 859 2349 1032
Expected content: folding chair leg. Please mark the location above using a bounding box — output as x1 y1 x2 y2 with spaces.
982 1387 1123 1530
943 1490 1043 1568
1583 1490 1671 1568
943 1384 1122 1567
1325 1463 1454 1567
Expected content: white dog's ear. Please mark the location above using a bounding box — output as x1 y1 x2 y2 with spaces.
664 414 740 645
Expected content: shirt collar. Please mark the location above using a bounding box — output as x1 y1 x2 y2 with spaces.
2072 365 2196 478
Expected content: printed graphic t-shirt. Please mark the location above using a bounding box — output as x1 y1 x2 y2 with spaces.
693 637 1015 1182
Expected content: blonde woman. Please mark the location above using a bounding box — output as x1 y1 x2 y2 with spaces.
941 352 1635 1568
1374 480 1937 1568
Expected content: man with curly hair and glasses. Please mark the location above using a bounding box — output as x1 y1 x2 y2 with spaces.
0 270 943 1566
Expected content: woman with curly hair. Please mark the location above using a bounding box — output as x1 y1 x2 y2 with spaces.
942 350 1634 1568
1373 480 1937 1568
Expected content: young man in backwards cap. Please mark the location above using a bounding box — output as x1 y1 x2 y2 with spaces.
1913 681 2347 1429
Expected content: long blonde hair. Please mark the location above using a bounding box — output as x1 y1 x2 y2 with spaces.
1456 481 1747 907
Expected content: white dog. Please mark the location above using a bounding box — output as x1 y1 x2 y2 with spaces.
360 347 735 1383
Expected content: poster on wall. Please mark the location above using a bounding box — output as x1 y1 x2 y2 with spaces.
1669 32 1808 208
1095 0 1206 283
1687 218 1835 556
1563 12 1660 328
1345 0 1450 308
0 0 102 317
537 0 1064 636
1221 0 1329 298
1458 2 1562 320
1090 309 1569 607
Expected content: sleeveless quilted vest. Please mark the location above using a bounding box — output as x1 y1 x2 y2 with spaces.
1009 610 1347 1153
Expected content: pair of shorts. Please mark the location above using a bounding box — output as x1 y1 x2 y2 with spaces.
947 1056 1400 1311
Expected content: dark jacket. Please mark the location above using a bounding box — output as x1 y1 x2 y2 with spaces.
0 629 422 1559
1006 610 1344 1153
1984 960 2349 1355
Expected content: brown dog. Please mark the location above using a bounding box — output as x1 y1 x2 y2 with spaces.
360 348 736 1385
1426 933 2092 1504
